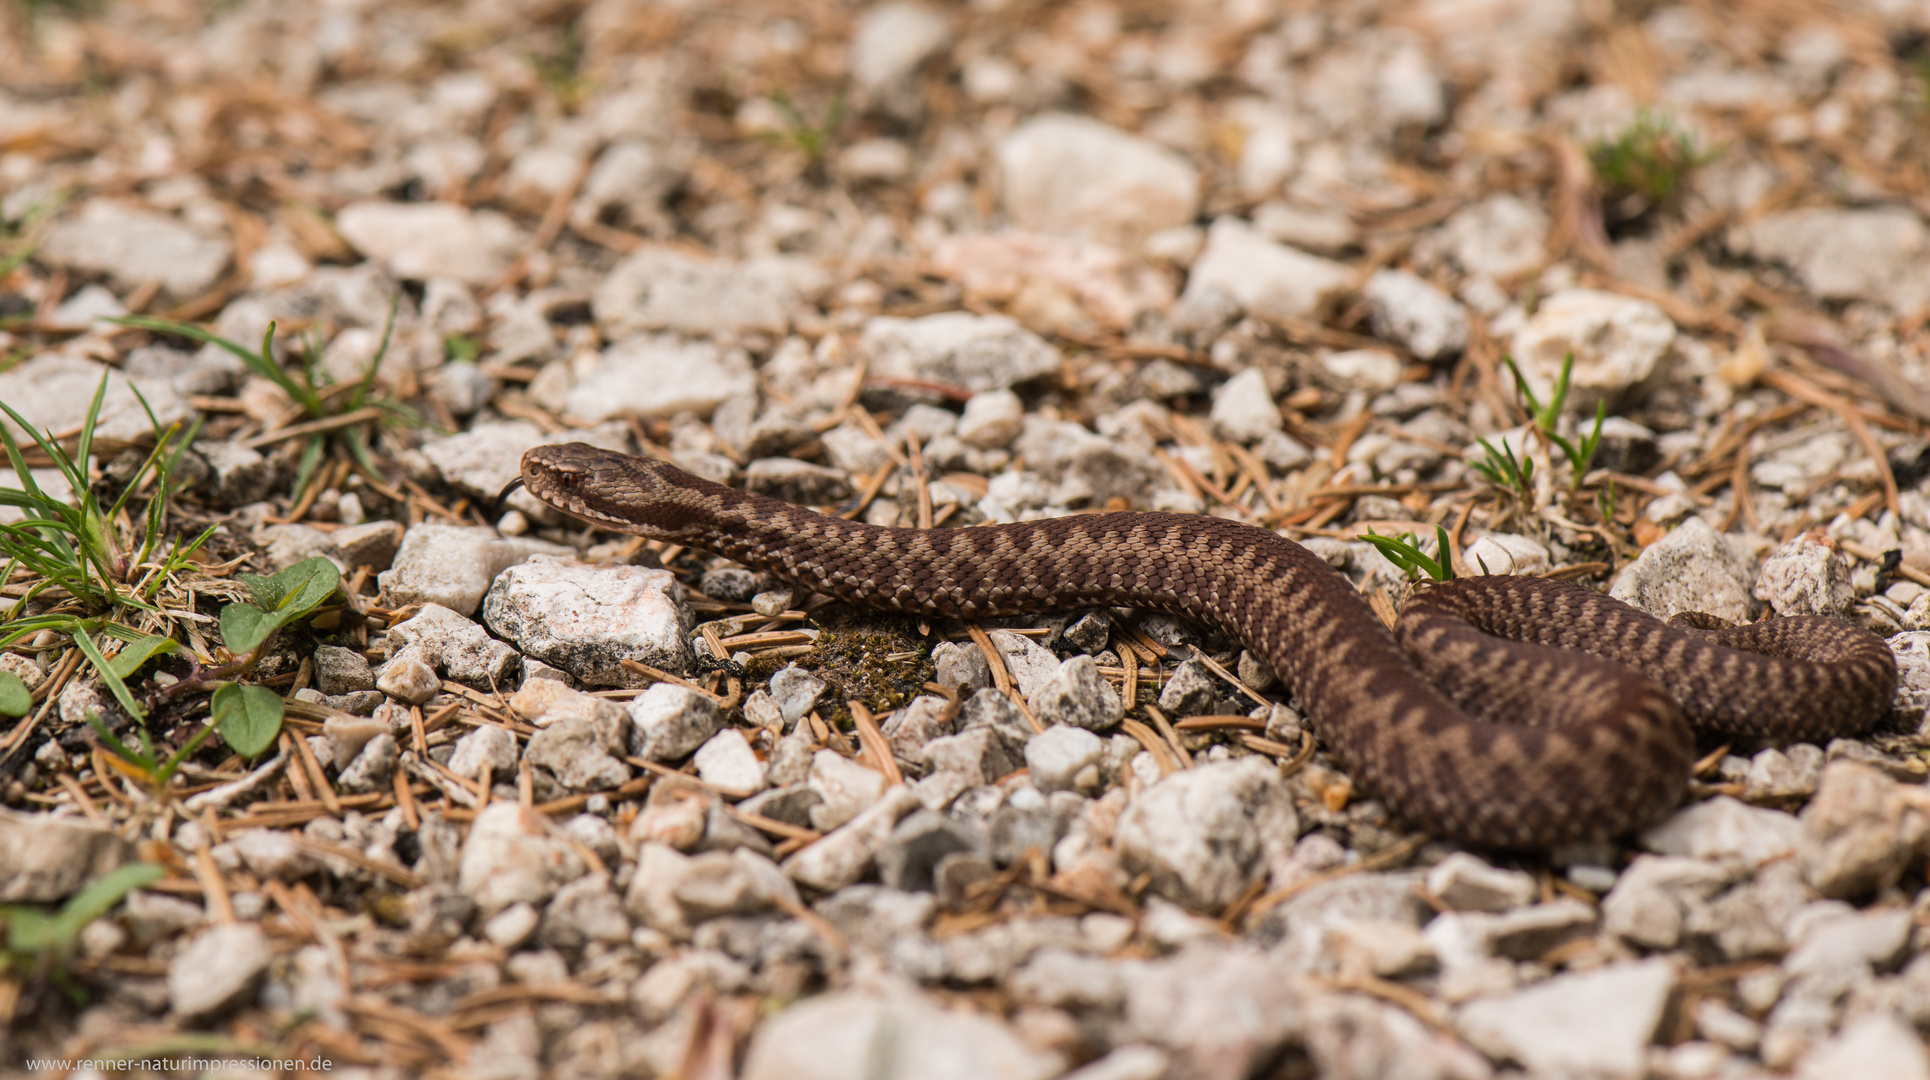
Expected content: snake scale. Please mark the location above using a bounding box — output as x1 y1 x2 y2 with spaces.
512 442 1898 849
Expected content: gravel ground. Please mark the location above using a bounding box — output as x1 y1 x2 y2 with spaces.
5 1 1930 1077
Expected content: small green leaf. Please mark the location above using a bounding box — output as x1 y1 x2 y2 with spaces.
222 558 341 657
71 625 145 722
275 556 342 612
107 634 178 681
212 683 283 758
240 556 340 615
217 603 274 656
0 671 28 717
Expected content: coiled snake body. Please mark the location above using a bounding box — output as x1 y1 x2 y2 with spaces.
514 443 1897 849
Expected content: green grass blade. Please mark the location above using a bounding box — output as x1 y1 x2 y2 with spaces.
49 862 164 947
0 402 48 495
290 436 324 505
71 372 109 485
109 316 324 417
71 624 146 722
1545 353 1573 425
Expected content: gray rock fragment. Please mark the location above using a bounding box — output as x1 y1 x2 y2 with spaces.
1155 658 1218 718
381 523 570 617
312 645 376 696
1456 959 1675 1080
1209 368 1283 443
692 728 766 794
1025 725 1103 794
538 872 631 949
879 695 955 764
860 312 1063 393
1423 853 1536 912
0 353 195 446
335 201 524 286
1642 795 1801 867
807 751 889 832
932 641 991 692
769 664 827 726
1031 655 1122 732
1182 217 1350 322
524 712 630 793
1755 533 1854 617
0 808 135 902
446 724 519 784
996 113 1198 251
457 801 586 916
784 785 919 892
1609 517 1760 623
167 924 272 1020
877 810 977 892
375 647 440 704
336 733 397 794
740 983 1061 1080
42 201 230 298
1362 268 1469 361
1123 944 1302 1080
483 556 692 685
1600 854 1734 950
196 440 275 506
386 603 522 687
1797 760 1930 899
592 247 827 340
1114 758 1298 911
626 684 724 762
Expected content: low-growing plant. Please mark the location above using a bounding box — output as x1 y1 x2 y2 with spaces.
531 19 592 111
0 372 212 614
1362 525 1456 582
1 861 162 1004
1499 352 1607 492
1587 109 1711 212
763 89 847 164
111 305 421 502
1469 434 1536 504
79 557 341 789
1 373 343 790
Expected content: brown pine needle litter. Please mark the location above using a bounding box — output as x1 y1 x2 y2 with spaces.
3 1 1930 1075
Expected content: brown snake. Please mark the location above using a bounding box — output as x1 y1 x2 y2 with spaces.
512 443 1898 849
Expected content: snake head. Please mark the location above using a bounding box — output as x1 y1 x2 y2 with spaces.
514 442 700 538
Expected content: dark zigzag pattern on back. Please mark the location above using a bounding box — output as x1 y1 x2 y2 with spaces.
518 443 1899 849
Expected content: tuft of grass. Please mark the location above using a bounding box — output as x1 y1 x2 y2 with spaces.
1362 525 1456 582
1 372 341 792
0 371 211 616
1500 352 1606 492
111 305 424 503
1587 109 1711 210
763 89 847 164
531 20 592 111
1470 434 1536 504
